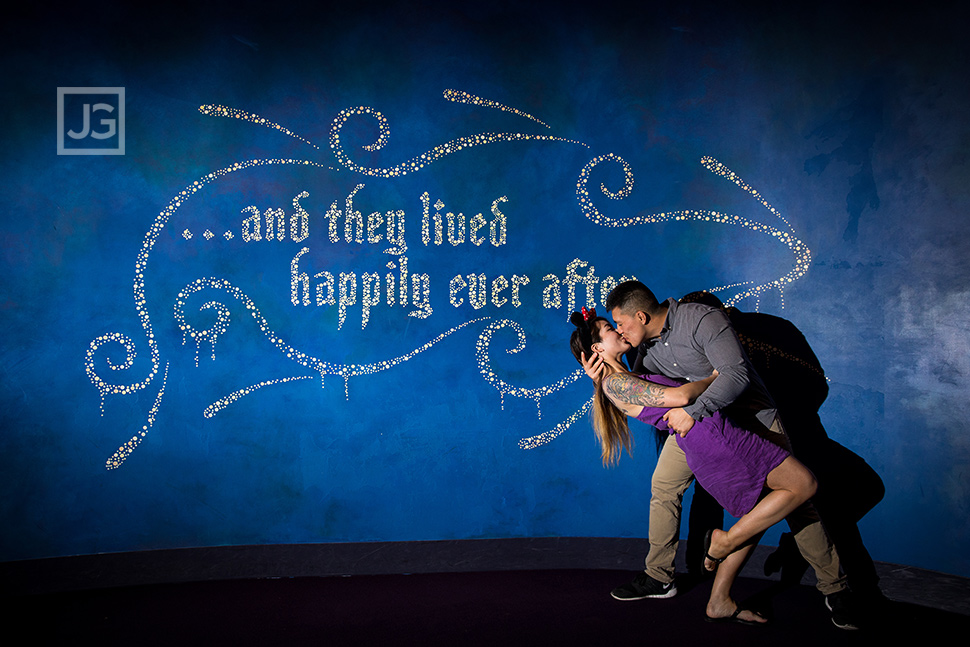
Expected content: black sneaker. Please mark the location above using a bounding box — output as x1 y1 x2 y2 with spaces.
610 572 677 601
825 590 860 630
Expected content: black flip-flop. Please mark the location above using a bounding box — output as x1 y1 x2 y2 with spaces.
705 605 768 626
703 529 725 572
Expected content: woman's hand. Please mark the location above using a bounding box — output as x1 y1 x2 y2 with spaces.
581 351 605 383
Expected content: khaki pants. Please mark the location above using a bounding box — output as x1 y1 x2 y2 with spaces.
644 427 846 596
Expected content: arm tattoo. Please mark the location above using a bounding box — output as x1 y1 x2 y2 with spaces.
603 373 672 408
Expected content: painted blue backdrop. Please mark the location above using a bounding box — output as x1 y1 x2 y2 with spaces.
2 1 969 578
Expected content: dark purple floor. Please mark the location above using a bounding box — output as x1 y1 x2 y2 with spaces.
7 569 967 645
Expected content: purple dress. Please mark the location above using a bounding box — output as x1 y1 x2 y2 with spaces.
634 374 789 518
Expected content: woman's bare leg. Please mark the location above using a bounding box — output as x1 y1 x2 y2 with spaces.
706 542 767 623
704 456 817 571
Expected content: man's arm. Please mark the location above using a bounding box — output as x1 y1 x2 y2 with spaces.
662 407 697 437
681 309 752 421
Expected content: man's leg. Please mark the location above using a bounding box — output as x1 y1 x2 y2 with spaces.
785 504 845 595
611 435 694 600
803 439 885 597
645 435 695 582
766 416 858 630
786 503 860 630
764 416 846 595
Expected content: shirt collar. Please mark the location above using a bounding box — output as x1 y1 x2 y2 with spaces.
643 298 676 346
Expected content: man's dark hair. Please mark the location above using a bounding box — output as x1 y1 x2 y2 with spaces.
605 280 661 315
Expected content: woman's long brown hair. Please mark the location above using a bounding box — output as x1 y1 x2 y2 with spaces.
570 316 634 466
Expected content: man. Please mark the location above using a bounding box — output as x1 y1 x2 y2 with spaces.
680 291 886 612
584 281 857 629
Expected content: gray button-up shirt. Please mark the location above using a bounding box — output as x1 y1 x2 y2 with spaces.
632 298 777 428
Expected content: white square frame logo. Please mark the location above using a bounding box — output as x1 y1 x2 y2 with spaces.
57 87 126 155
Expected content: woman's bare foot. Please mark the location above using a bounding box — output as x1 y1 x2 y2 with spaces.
703 528 730 572
706 598 768 625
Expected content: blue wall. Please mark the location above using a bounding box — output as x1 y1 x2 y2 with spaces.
2 1 969 577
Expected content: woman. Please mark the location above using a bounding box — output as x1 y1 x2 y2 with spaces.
570 309 818 625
